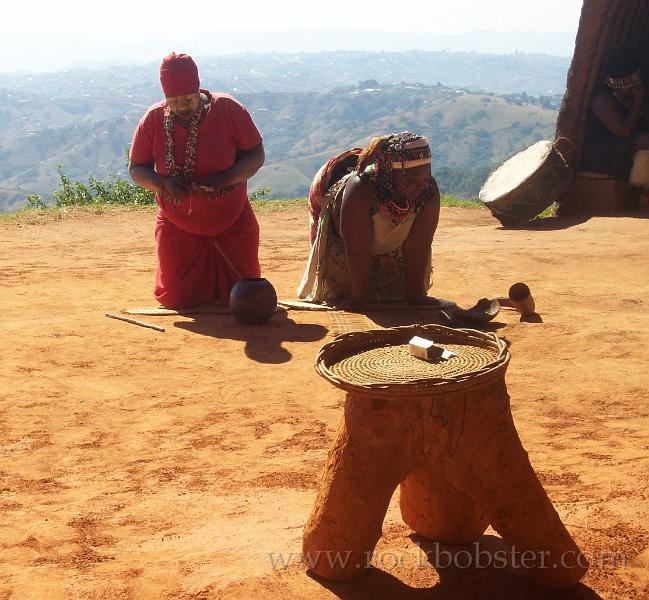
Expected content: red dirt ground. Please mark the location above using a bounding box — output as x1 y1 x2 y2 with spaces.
1 206 648 599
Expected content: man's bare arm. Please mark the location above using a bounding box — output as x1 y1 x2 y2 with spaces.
201 143 265 194
128 163 165 194
128 163 190 204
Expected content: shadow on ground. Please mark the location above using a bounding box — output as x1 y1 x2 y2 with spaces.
499 210 649 231
498 215 591 231
367 310 508 332
311 535 602 600
174 309 328 364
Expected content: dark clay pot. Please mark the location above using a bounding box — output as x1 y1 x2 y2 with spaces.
229 277 277 325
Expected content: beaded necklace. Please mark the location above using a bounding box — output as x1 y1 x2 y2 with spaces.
163 95 211 215
163 98 206 182
162 94 241 214
369 134 433 224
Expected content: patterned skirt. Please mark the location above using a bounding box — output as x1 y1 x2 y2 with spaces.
297 175 431 304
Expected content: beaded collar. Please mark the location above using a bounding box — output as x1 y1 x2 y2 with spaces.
605 71 642 90
163 93 209 181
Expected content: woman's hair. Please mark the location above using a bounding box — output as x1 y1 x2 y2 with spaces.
355 131 428 174
355 135 392 174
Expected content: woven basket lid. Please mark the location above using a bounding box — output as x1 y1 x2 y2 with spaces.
315 324 509 396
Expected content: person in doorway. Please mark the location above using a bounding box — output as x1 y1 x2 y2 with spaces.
581 53 649 177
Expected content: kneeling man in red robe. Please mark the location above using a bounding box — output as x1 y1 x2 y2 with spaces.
129 52 265 309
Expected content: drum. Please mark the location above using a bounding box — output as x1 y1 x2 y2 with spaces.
479 140 573 226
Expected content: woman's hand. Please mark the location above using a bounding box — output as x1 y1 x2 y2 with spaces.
635 131 649 150
632 84 646 108
593 90 645 138
159 176 191 205
329 297 367 313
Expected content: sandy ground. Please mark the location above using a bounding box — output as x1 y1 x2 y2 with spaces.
1 206 648 600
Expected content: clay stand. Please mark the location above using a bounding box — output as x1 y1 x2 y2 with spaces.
303 325 588 589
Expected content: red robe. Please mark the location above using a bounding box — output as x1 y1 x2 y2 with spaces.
130 92 263 308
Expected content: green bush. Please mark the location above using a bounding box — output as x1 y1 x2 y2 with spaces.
49 166 270 207
24 194 48 209
249 186 272 201
52 166 155 207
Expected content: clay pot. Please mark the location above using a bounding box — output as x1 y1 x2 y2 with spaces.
229 277 277 325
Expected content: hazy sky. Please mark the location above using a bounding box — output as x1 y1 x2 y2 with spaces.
5 0 582 34
2 0 584 72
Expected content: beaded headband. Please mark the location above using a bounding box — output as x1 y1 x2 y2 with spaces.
605 71 642 90
387 136 432 169
391 157 432 169
368 132 435 225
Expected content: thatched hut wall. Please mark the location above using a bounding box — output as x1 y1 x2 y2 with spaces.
555 0 649 169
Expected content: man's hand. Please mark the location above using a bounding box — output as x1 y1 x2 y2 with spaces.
195 143 265 199
197 173 230 197
159 176 191 205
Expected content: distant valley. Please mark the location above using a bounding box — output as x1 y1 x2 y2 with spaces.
0 50 567 211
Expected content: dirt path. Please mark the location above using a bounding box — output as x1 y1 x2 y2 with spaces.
0 207 648 599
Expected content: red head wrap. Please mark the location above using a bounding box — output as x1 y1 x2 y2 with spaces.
159 52 200 97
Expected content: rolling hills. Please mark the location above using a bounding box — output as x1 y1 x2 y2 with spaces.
0 50 566 210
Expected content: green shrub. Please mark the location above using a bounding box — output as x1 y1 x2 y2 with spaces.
49 166 271 207
52 166 155 207
24 194 48 209
249 186 272 201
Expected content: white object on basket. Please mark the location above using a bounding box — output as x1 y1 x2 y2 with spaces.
408 336 456 361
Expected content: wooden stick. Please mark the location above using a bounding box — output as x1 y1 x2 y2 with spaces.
105 312 165 332
213 239 242 279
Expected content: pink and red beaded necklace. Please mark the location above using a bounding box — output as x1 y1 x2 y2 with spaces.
163 99 207 182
